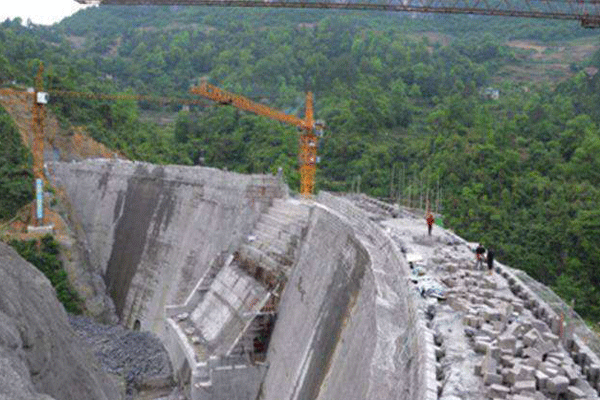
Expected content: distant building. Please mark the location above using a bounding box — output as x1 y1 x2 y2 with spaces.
584 67 599 78
482 87 500 100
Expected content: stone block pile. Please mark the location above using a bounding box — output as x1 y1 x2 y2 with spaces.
442 262 600 400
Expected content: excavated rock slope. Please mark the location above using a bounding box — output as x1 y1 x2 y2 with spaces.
0 242 120 400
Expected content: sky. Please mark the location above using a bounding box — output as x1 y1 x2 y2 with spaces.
0 0 94 26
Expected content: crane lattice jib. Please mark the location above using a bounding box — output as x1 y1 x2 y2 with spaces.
75 0 600 27
190 82 314 131
47 90 209 106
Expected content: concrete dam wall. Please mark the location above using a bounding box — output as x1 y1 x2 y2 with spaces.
39 159 600 400
50 160 430 400
49 159 284 336
260 204 378 400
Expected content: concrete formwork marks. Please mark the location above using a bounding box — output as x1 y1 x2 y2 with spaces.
317 193 424 400
261 207 374 400
295 236 368 400
97 161 112 197
105 165 168 318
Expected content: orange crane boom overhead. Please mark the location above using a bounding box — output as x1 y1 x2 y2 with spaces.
190 80 323 196
191 80 314 130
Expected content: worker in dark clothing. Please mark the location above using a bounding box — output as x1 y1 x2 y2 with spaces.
426 211 435 236
475 243 486 270
487 248 495 275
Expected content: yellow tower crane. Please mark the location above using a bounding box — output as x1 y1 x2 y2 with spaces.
190 80 324 196
0 66 47 226
1 62 209 225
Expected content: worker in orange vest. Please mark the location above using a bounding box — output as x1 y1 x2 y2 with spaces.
425 211 435 236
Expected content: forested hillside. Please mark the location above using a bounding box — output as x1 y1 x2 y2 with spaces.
0 107 32 220
1 8 600 321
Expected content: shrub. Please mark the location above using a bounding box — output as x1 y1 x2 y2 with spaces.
9 234 83 314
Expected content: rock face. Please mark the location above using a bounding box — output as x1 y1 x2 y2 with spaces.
0 242 120 400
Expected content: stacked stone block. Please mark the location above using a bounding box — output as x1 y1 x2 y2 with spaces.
441 260 600 400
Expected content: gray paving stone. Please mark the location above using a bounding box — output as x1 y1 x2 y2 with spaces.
546 356 562 366
546 375 569 394
512 301 524 313
512 395 535 400
564 364 579 384
488 383 510 399
587 363 600 382
506 365 532 386
523 329 538 347
539 363 559 378
484 307 503 323
522 347 543 366
532 320 550 335
542 332 560 345
488 345 501 360
521 365 535 379
483 351 499 376
484 372 504 386
566 385 585 399
513 379 536 394
499 335 517 354
501 355 516 368
533 338 556 356
475 338 491 354
515 340 524 357
481 323 500 339
535 370 548 391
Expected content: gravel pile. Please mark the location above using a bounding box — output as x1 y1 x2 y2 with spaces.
68 315 174 399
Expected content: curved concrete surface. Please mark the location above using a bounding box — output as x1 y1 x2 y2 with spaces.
50 160 431 400
260 204 376 400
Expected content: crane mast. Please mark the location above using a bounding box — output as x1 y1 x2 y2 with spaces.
31 64 49 226
5 63 213 226
190 80 323 196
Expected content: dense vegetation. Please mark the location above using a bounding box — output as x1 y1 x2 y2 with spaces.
1 8 600 320
0 107 33 219
9 235 83 314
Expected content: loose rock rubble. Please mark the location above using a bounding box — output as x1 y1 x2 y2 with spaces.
68 315 174 399
446 264 599 400
380 209 600 400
